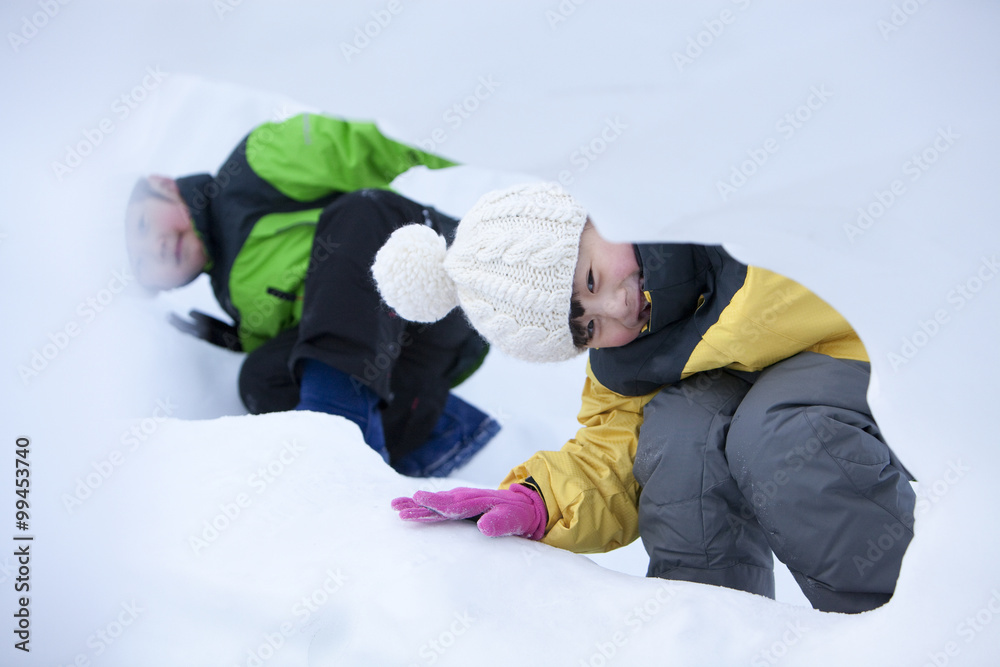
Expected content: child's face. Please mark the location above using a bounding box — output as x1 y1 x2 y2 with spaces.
125 177 207 290
572 221 650 349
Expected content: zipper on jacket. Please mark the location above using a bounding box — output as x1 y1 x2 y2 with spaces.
267 287 300 302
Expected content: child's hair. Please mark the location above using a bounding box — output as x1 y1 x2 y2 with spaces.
567 217 595 349
569 296 590 349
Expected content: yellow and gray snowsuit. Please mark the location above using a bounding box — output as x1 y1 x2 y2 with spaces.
503 243 915 613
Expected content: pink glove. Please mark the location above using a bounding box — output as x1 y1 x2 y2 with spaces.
391 485 547 540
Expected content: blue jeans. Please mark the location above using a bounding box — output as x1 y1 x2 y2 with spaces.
295 360 498 477
296 358 389 461
391 392 501 478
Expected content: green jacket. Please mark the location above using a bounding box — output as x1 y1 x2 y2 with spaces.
176 112 455 352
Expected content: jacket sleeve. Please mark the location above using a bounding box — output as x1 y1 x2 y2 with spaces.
681 266 869 378
500 360 658 554
244 113 456 201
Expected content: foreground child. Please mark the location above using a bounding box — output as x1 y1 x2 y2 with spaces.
375 182 915 613
124 113 497 476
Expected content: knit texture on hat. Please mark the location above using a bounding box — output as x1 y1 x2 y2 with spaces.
372 183 588 363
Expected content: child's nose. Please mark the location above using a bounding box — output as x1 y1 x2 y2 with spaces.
604 288 629 321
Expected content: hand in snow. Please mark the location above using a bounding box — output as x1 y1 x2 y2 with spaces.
391 485 547 540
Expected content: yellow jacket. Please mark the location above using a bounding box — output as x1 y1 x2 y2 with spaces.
502 248 867 554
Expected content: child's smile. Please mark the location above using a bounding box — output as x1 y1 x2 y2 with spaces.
573 221 650 349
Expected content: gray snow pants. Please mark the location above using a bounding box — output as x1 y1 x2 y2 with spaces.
633 352 915 613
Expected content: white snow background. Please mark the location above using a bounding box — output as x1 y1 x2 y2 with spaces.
2 1 999 666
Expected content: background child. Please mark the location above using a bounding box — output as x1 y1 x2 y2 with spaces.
376 182 916 613
124 112 497 477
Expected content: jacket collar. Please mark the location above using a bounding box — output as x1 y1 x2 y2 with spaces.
634 243 711 338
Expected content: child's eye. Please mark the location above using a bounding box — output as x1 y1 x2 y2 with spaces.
587 269 594 292
587 320 595 338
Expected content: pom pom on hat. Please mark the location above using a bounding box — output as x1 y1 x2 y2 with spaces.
372 182 590 363
372 224 459 322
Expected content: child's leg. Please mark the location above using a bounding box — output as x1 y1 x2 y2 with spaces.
295 358 389 463
389 392 501 478
237 326 392 464
288 189 494 472
238 327 300 414
636 369 775 598
726 352 915 613
381 316 498 476
289 190 418 404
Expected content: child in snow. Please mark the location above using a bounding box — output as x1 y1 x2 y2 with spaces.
124 112 497 477
374 182 916 613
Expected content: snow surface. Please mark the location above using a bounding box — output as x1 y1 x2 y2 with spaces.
2 1 999 665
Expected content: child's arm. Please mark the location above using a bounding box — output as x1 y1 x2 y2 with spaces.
244 113 456 202
499 361 657 553
680 266 868 378
391 362 655 552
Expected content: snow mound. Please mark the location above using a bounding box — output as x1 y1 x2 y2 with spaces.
41 411 841 667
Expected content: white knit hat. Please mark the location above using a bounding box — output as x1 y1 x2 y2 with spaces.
371 182 588 363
